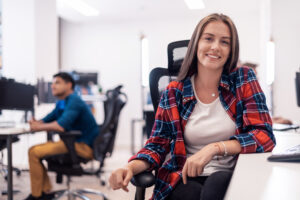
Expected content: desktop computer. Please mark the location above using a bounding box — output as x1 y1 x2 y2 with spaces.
0 78 35 122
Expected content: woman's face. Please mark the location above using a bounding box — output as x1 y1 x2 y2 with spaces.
197 21 231 71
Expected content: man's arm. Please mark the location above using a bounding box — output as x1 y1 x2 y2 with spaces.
29 120 64 132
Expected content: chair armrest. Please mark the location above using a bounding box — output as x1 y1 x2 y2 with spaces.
48 130 82 164
131 171 155 188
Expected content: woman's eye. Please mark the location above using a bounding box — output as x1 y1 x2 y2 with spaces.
205 37 212 41
222 40 230 45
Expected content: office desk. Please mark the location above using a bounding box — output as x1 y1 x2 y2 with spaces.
0 126 31 200
225 131 300 200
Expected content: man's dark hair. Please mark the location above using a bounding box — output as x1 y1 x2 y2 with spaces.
53 72 75 90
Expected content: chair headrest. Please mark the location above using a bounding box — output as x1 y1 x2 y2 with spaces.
167 40 190 74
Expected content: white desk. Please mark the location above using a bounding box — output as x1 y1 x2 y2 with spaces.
225 131 300 200
0 125 31 200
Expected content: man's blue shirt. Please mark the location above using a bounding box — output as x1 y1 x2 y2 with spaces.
42 93 99 147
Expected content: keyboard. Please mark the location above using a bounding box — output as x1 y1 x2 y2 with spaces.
268 144 300 162
0 121 16 128
273 123 300 131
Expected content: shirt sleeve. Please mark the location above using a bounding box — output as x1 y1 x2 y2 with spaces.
230 67 276 153
42 108 57 123
57 98 81 131
129 88 174 170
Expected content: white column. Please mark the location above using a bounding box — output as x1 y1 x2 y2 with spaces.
2 0 58 84
259 0 272 114
2 0 36 83
35 0 59 81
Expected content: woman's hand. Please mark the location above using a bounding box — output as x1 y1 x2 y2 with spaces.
182 143 219 184
109 160 150 192
109 166 133 192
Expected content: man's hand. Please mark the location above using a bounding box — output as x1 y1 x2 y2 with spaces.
29 119 43 131
182 143 219 184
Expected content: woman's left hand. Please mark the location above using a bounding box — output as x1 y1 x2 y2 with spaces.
182 143 219 184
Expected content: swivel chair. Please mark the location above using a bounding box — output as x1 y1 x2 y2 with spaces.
43 85 127 200
131 40 190 200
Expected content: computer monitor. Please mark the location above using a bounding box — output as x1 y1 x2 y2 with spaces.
71 71 98 86
296 72 300 107
0 78 35 112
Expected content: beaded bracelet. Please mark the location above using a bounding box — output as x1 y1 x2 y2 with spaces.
220 141 228 156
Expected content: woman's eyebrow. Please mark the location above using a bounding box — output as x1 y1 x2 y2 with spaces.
202 33 231 39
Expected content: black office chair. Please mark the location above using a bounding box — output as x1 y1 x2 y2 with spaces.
43 85 127 200
131 40 190 200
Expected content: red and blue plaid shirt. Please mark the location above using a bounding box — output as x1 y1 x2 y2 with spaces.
130 67 276 200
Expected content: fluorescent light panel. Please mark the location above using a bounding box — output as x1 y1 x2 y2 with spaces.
184 0 205 10
59 0 99 16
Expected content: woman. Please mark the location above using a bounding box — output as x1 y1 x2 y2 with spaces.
109 13 276 200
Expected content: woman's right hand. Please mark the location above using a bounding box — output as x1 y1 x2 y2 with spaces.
109 166 133 192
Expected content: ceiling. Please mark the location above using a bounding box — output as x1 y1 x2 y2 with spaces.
57 0 261 23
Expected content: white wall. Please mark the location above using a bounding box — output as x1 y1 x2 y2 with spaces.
272 0 300 122
60 12 261 148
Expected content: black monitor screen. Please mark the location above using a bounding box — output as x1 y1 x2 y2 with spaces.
72 72 98 86
296 72 300 107
0 79 35 111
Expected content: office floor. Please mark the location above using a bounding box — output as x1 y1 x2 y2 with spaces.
0 145 153 200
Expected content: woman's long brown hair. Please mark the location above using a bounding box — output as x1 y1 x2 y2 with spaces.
177 13 239 81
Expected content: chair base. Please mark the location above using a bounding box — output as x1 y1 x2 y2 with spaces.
53 188 108 200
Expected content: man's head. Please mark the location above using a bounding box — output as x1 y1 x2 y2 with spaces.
243 62 258 75
51 72 75 99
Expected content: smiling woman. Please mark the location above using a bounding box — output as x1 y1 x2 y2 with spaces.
109 13 275 200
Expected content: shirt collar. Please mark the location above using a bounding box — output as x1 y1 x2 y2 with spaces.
182 77 195 104
182 71 232 104
219 73 231 91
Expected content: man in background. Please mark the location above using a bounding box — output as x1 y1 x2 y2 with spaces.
24 72 99 200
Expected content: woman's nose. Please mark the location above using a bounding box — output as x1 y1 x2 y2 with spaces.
211 40 220 50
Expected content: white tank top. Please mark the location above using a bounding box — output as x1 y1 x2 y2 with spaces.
184 76 236 176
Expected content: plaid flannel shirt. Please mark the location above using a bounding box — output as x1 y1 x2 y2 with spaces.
129 67 276 200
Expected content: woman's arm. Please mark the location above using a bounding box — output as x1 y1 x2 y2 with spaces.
182 140 241 184
231 67 275 153
109 160 150 192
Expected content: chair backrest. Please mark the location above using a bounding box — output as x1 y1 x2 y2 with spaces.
92 85 127 165
150 40 189 112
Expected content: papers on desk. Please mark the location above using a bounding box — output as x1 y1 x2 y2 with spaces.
268 144 300 162
273 123 299 131
0 123 30 134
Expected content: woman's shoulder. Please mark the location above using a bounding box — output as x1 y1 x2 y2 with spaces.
231 66 255 75
158 80 185 99
229 66 257 82
166 80 183 90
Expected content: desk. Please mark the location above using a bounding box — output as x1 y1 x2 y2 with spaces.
225 131 300 200
0 126 31 200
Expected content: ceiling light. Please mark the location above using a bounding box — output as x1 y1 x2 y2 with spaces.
184 0 205 10
59 0 99 16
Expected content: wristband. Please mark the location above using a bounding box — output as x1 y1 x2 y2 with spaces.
220 141 228 156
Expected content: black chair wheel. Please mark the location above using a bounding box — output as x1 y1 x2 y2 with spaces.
101 180 106 186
